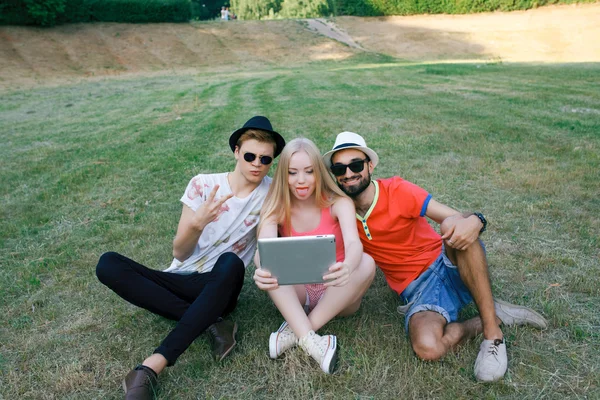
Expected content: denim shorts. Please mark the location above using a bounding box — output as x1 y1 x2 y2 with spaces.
398 246 473 332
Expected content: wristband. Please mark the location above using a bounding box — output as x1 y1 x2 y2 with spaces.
473 212 487 233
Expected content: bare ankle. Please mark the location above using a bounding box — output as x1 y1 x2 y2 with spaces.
482 325 503 341
142 353 168 375
461 318 483 339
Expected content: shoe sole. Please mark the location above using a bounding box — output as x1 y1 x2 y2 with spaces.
322 335 337 374
495 299 548 329
122 379 159 397
474 360 507 382
475 370 506 382
269 332 279 359
269 321 289 359
216 322 238 362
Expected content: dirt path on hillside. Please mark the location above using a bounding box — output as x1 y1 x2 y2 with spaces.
305 18 365 50
1 4 598 90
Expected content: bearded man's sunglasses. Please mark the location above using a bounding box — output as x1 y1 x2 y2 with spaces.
243 152 273 165
330 158 370 177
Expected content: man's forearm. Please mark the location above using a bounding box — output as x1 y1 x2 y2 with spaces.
172 224 203 262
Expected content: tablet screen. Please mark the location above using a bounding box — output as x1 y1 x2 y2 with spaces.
258 235 336 285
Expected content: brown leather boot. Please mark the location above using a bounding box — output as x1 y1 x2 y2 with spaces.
206 318 238 361
122 365 158 400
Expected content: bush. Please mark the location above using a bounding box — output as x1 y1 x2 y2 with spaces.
279 0 331 18
0 0 72 25
0 0 192 25
330 0 590 16
0 0 30 25
232 0 282 19
58 0 91 23
191 0 226 20
232 0 333 19
0 0 594 24
24 0 66 26
87 0 191 23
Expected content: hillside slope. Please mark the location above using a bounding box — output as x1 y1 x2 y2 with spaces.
0 20 359 90
1 3 598 90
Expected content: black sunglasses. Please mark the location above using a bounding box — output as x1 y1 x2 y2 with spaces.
330 158 370 177
243 152 273 165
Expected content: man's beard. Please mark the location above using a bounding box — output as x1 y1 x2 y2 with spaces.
338 172 371 198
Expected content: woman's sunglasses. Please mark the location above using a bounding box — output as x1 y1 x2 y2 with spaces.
330 158 369 177
243 152 273 165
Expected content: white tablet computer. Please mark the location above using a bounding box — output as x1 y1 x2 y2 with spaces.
257 235 336 285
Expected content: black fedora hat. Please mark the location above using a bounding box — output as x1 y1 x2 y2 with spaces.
229 116 285 158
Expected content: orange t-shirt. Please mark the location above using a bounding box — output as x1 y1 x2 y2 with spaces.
357 177 442 295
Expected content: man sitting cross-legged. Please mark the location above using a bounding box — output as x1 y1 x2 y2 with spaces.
323 132 548 382
96 116 285 399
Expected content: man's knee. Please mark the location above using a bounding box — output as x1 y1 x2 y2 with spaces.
212 252 245 283
411 337 446 361
95 251 122 284
409 312 449 361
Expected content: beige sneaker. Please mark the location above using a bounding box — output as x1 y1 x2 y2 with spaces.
269 321 298 359
474 338 507 382
494 299 548 329
298 330 337 374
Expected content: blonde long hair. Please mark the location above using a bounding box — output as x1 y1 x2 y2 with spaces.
259 138 347 235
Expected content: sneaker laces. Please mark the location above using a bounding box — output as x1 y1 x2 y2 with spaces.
488 339 504 356
281 329 296 341
301 332 326 359
278 326 297 346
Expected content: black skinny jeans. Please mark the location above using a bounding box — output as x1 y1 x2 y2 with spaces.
96 251 245 366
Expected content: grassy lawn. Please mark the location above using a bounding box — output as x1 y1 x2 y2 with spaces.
1 56 599 399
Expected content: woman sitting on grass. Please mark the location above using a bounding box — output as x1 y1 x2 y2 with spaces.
253 138 375 374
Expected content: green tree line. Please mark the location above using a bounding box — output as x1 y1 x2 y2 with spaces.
0 0 225 26
0 0 594 26
232 0 594 19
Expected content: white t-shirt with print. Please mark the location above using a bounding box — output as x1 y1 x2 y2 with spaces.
164 172 271 274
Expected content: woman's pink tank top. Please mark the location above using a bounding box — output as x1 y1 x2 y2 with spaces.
280 207 345 262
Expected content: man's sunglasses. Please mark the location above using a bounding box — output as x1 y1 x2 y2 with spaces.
330 158 369 177
243 152 273 165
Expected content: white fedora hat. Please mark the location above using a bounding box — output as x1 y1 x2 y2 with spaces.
323 131 379 168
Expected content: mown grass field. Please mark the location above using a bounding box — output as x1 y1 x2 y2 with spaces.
1 56 599 399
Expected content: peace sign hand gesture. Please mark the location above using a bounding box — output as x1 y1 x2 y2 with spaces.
191 184 234 231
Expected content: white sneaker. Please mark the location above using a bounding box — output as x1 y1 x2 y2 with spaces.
494 299 548 330
269 321 298 359
298 330 337 374
474 338 507 382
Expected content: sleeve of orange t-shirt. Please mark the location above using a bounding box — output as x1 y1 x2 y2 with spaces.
386 177 432 219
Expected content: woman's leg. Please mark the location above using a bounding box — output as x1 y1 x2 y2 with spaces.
268 284 311 337
268 282 339 374
308 253 375 331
